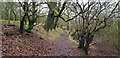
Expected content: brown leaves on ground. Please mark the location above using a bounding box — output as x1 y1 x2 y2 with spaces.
1 22 118 56
2 23 54 56
1 23 85 56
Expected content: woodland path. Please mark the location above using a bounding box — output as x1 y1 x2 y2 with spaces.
51 32 85 56
51 32 118 56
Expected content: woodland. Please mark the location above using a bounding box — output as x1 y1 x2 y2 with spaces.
0 0 120 56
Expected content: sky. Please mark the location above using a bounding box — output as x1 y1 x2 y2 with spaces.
0 0 119 2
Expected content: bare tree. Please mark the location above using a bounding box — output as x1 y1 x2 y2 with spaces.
70 1 119 54
19 2 29 33
19 1 47 33
44 1 85 31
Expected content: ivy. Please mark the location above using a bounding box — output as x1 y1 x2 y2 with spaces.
53 9 59 16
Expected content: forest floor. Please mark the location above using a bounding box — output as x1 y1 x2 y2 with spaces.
1 22 118 56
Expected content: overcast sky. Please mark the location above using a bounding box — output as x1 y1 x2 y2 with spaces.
0 0 119 2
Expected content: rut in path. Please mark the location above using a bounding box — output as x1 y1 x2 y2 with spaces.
52 32 85 56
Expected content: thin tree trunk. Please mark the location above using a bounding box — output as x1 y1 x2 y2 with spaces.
84 38 90 55
19 15 25 33
27 2 37 33
54 17 59 29
84 36 93 55
78 37 85 48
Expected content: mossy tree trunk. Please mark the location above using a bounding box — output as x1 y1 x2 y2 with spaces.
26 2 36 33
77 31 94 55
44 2 67 31
44 2 57 31
19 2 29 33
78 37 85 48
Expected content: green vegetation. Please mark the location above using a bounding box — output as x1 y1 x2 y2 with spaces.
33 24 64 40
98 20 118 48
0 19 20 25
1 20 64 40
0 1 119 55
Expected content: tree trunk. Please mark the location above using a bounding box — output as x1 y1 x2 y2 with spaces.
19 2 29 33
67 22 69 30
26 2 38 33
54 17 59 29
78 37 85 48
19 15 25 33
44 2 57 31
26 20 34 33
84 36 93 55
44 10 55 31
78 35 93 55
84 39 90 55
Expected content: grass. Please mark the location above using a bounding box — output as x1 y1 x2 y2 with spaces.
1 20 65 40
48 28 64 40
97 20 118 48
68 35 79 44
33 24 64 40
0 19 20 25
72 46 78 48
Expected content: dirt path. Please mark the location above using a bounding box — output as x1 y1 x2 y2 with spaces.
51 32 118 56
52 32 85 56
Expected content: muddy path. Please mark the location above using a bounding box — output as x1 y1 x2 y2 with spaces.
51 32 118 56
51 32 85 56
